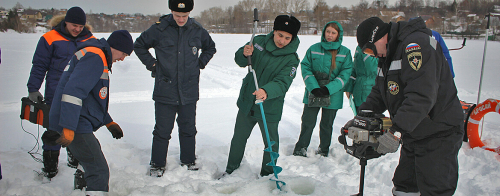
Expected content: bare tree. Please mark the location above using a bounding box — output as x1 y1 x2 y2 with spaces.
290 0 310 14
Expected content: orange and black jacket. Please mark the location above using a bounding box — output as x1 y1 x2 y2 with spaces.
27 20 95 105
49 38 113 134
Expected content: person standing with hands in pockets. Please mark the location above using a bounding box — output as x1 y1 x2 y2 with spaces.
292 21 353 157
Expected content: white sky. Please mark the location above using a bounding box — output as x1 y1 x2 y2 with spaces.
2 0 398 16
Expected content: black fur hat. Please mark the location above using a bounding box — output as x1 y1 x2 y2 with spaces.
273 15 301 38
169 0 194 12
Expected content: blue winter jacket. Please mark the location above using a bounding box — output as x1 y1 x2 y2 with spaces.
49 38 113 134
27 20 95 105
134 14 216 105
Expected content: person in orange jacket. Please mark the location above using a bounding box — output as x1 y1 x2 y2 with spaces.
49 30 133 195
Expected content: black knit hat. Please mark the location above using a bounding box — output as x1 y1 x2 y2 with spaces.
65 6 86 25
169 0 194 12
107 30 134 55
273 15 301 38
356 17 390 48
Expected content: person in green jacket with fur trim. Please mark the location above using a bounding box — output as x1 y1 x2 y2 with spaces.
293 21 353 157
344 46 379 113
223 15 301 177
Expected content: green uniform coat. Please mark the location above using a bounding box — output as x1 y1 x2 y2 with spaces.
234 31 300 122
344 46 379 107
301 21 353 109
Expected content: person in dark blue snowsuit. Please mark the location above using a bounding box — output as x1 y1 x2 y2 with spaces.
26 6 95 178
50 30 133 195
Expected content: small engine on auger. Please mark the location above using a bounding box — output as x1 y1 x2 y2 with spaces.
338 110 394 196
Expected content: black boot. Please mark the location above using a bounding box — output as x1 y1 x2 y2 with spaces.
42 150 59 178
74 169 86 190
67 148 79 169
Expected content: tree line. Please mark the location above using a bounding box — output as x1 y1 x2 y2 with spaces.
1 0 499 35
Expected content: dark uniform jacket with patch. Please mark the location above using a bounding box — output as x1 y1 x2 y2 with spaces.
134 14 216 105
49 38 113 134
359 18 463 142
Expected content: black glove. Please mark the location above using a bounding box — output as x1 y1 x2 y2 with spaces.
199 61 206 69
376 129 401 154
311 86 330 97
151 69 156 78
106 122 123 139
29 91 43 103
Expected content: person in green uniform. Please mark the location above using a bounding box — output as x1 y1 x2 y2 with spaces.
223 15 301 177
293 21 353 157
344 46 379 113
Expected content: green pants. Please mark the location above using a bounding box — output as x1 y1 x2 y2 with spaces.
294 104 337 155
226 109 279 176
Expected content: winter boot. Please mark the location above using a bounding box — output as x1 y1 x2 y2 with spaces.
181 162 199 171
149 166 166 177
74 168 86 190
293 147 307 157
315 148 328 157
67 148 79 169
42 150 59 178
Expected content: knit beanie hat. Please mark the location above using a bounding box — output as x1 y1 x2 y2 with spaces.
107 30 134 55
169 0 194 12
65 7 86 25
356 17 390 48
273 15 301 38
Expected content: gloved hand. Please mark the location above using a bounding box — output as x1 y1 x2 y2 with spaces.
311 86 329 97
29 91 43 103
56 128 74 147
106 122 123 139
376 129 401 154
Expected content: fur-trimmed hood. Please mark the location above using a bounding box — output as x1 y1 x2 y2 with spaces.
49 15 93 32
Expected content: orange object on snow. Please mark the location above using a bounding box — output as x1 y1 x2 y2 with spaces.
467 99 500 154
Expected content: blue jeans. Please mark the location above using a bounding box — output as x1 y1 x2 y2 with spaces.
68 133 109 192
150 102 197 167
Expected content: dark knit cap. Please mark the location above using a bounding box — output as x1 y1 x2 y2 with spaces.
356 17 390 48
169 0 194 12
107 30 134 55
65 6 86 25
273 15 301 38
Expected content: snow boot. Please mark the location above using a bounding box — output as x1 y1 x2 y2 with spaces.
181 162 199 171
42 150 59 178
293 147 307 157
74 168 87 190
149 166 165 177
315 148 328 157
67 148 79 169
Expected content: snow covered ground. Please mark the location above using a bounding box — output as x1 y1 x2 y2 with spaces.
1 31 500 196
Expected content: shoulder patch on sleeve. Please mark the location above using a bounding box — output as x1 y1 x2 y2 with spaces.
290 67 297 77
407 52 422 71
405 43 421 53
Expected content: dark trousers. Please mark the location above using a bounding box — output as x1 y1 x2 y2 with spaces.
226 109 279 176
294 104 337 154
68 133 109 192
393 127 463 196
151 101 197 167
